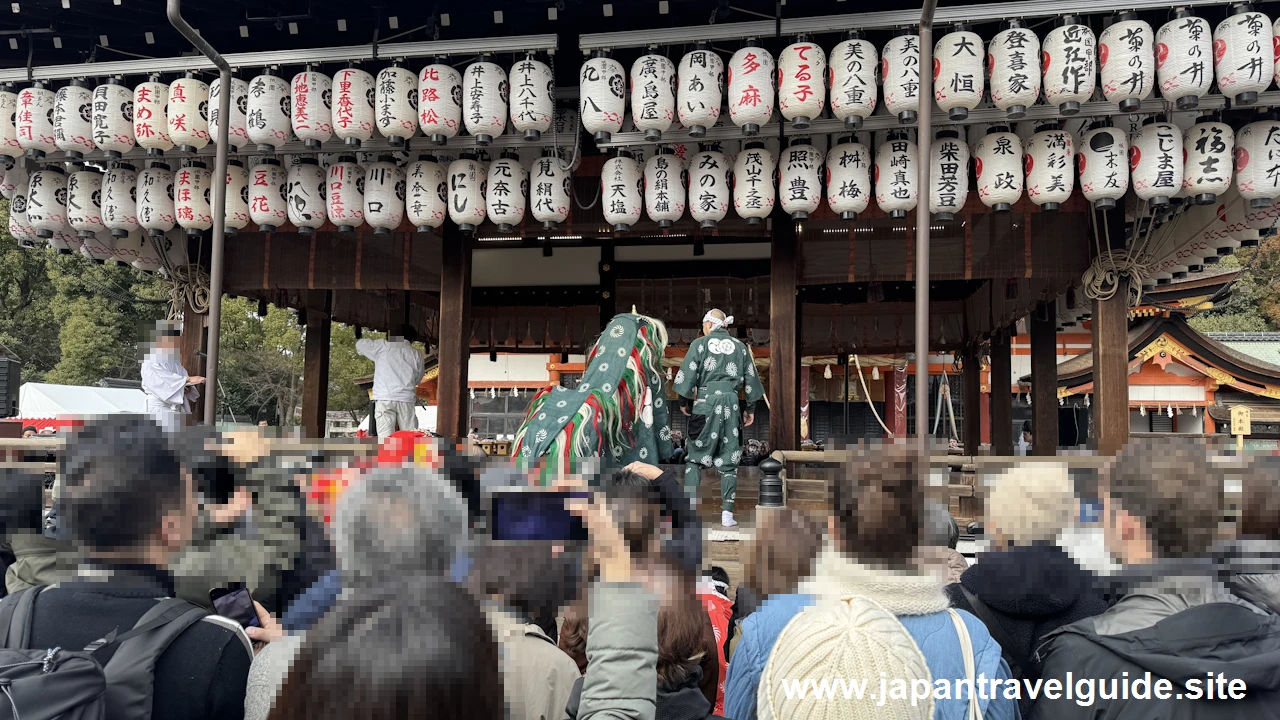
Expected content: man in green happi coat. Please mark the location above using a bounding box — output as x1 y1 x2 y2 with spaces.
673 309 766 527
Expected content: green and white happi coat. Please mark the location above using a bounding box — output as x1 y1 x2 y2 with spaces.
673 329 766 487
512 313 673 476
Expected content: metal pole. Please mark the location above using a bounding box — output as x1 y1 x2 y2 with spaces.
915 0 936 474
167 0 231 426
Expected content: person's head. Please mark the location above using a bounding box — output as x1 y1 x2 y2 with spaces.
152 319 182 350
38 427 56 436
609 466 702 576
828 443 922 570
1240 455 1280 541
21 426 37 438
60 414 195 564
704 566 730 595
335 466 470 588
986 462 1075 549
744 506 824 597
468 540 584 622
268 578 503 720
1101 437 1222 565
1021 420 1033 443
657 599 712 693
701 308 728 336
389 324 417 343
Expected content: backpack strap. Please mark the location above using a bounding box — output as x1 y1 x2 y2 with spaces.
958 584 1038 682
0 585 45 650
97 598 209 720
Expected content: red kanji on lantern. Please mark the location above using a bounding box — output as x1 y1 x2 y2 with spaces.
740 86 762 106
742 52 762 75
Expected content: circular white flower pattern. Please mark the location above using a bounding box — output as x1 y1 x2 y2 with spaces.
602 383 612 392
714 457 724 467
731 450 741 464
711 431 718 440
655 398 664 408
535 429 548 444
599 363 609 372
538 413 546 420
522 447 532 458
557 400 568 408
726 362 738 377
701 456 713 466
580 382 591 391
747 363 756 377
609 324 625 338
612 446 623 457
639 447 648 459
695 439 704 448
703 357 718 373
660 426 671 441
675 370 685 385
651 373 661 384
617 347 627 357
732 427 739 437
558 416 569 423
689 360 698 371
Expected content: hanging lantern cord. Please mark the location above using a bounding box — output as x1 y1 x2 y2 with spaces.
852 354 893 437
155 234 211 319
548 49 599 210
1082 200 1157 307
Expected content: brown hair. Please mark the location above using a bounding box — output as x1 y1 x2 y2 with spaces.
1241 455 1280 541
1105 437 1222 558
829 443 922 569
657 597 713 692
743 507 824 597
558 599 589 675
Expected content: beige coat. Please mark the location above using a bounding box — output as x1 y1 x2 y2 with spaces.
488 606 582 720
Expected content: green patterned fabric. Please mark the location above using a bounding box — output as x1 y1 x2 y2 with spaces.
512 313 673 478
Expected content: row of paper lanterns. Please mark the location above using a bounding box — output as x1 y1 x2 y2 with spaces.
580 4 1280 141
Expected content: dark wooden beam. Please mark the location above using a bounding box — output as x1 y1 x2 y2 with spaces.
883 361 908 440
1094 279 1131 455
179 301 208 426
989 330 1014 455
963 347 983 454
1030 301 1059 456
300 290 332 439
769 211 800 452
436 221 473 440
599 243 617 326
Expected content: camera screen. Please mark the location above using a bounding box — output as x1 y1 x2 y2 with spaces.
490 491 590 542
211 587 260 628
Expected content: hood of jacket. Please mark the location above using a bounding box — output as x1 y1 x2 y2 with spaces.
797 543 950 616
657 667 715 720
961 542 1099 618
1212 538 1280 614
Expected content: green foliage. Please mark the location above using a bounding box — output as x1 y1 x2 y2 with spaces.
327 324 376 421
215 297 305 425
1187 237 1280 334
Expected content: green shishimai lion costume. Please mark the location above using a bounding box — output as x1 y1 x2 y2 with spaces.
512 313 673 473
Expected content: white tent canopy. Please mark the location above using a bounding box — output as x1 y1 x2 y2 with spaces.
19 382 147 418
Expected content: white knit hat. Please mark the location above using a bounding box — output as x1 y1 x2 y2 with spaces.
986 462 1075 546
759 595 934 720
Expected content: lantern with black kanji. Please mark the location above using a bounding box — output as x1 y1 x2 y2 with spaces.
0 85 20 164
7 167 35 247
133 76 173 155
975 125 1023 212
531 149 572 231
333 64 376 148
485 151 527 233
1024 123 1074 211
67 168 105 239
828 137 871 221
92 79 135 159
54 80 94 158
137 161 176 237
16 82 57 158
830 31 877 130
645 147 685 228
780 138 823 220
447 153 486 234
778 36 825 130
1234 112 1280 208
1130 118 1183 207
174 160 213 237
602 150 642 232
631 53 677 142
326 155 365 232
927 129 968 221
1077 123 1128 210
225 159 250 234
1214 4 1273 106
462 57 507 146
365 155 406 235
510 54 554 141
933 24 983 121
291 68 332 149
376 63 418 147
882 30 922 125
677 45 724 139
247 69 291 153
733 141 776 224
103 162 138 238
27 164 67 240
209 75 250 149
580 51 626 144
988 20 1040 120
286 157 326 234
419 60 463 145
874 131 917 217
728 42 774 136
407 154 447 232
1156 10 1213 110
1183 116 1234 205
1042 16 1096 115
689 144 731 229
1098 12 1154 112
79 231 115 264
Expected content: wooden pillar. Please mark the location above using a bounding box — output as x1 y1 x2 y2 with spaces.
436 221 473 440
883 361 908 439
1093 278 1131 455
769 214 800 452
300 290 332 439
1030 302 1059 456
179 302 208 425
599 243 616 328
963 347 982 454
989 330 1014 455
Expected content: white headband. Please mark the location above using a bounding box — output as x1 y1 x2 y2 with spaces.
703 312 734 330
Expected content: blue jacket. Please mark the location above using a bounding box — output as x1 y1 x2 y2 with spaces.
724 593 1020 720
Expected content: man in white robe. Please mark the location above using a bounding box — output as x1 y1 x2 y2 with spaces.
141 321 203 432
355 325 425 438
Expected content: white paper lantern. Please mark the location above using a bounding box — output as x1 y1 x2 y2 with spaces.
365 156 406 235
1130 120 1183 206
166 73 209 152
934 26 984 121
974 127 1023 211
27 165 67 240
0 87 20 164
67 169 106 239
829 32 877 130
53 81 94 158
827 139 871 221
1099 14 1155 112
1183 119 1234 205
79 230 116 264
16 83 56 158
1156 12 1213 110
988 20 1041 120
927 130 968 220
732 143 776 224
882 31 923 124
1214 6 1273 106
209 75 250 150
224 160 250 234
462 58 507 146
530 150 571 230
447 154 486 233
103 163 138 237
510 55 554 141
642 148 685 228
1024 125 1074 211
1042 17 1097 115
485 153 527 232
1234 115 1280 208
630 54 677 141
155 227 191 275
137 162 175 237
333 66 376 148
288 69 332 150
246 70 291 153
677 46 724 138
376 64 419 146
7 167 35 247
406 155 447 232
46 228 78 255
602 152 642 231
130 231 164 273
418 62 463 145
133 78 173 154
248 159 288 232
778 38 826 129
779 140 823 220
0 166 18 199
688 146 730 228
580 52 626 144
725 44 773 137
174 161 213 236
285 158 327 234
874 132 918 217
1077 125 1129 210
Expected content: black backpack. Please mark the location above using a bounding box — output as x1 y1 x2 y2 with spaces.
0 586 210 720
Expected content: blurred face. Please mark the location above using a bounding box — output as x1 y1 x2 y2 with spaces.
702 320 714 336
160 471 199 554
22 429 35 438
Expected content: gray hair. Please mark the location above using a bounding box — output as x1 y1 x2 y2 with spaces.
334 466 469 587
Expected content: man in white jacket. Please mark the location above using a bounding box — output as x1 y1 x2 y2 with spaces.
356 326 425 437
140 321 203 432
